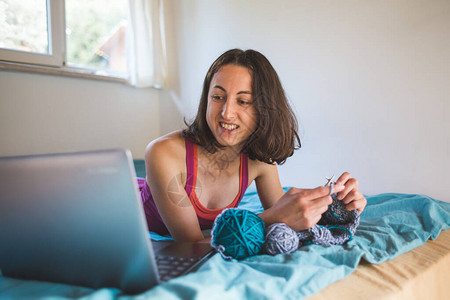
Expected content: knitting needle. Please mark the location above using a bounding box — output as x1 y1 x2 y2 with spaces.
325 175 335 195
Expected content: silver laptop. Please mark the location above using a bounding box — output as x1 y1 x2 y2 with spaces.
0 149 214 294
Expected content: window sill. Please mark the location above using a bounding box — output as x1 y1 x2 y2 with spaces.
0 61 128 85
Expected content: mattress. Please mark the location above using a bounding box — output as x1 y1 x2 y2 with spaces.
308 229 450 300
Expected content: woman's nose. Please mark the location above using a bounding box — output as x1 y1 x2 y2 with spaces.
221 100 236 120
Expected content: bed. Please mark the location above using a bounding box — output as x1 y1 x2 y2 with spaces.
308 229 450 299
0 161 449 299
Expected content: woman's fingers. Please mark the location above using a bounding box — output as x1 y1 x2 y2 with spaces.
334 172 367 213
335 172 351 186
344 196 367 213
342 190 363 210
336 174 358 200
295 186 345 229
280 183 353 231
341 189 360 204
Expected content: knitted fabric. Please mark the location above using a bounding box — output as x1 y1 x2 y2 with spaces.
297 193 360 246
263 191 360 255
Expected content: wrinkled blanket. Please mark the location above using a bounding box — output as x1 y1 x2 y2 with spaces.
1 188 449 300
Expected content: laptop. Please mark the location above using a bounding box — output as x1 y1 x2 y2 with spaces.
0 149 215 294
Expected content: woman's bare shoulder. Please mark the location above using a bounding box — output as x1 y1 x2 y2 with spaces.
248 157 277 177
146 130 184 153
145 130 185 164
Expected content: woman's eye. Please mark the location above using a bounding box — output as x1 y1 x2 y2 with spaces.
238 99 252 105
211 95 225 101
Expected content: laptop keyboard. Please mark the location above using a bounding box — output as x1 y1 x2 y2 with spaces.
155 255 202 282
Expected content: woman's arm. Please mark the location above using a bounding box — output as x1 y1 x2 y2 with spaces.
145 136 204 242
254 162 346 231
254 162 284 209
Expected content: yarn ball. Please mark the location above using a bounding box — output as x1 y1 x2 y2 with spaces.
264 223 300 255
210 208 266 260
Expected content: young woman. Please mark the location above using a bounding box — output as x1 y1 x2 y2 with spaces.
138 49 367 242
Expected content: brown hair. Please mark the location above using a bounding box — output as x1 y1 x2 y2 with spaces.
182 49 301 165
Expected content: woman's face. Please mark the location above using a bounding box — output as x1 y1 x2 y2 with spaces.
206 64 257 149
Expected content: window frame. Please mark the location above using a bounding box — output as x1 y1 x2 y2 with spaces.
0 0 65 67
0 0 128 81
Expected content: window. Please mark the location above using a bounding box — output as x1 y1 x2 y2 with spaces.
65 0 127 75
0 0 128 78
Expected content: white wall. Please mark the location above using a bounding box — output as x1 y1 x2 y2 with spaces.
0 70 161 159
1 1 448 201
166 0 450 201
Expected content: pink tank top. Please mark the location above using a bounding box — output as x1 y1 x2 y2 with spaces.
138 138 249 235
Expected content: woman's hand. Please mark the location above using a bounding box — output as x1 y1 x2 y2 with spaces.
334 172 367 213
259 184 345 231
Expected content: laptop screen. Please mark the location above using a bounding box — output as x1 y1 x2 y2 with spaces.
0 149 159 293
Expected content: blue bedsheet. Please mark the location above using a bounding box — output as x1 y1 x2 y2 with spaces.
1 188 449 300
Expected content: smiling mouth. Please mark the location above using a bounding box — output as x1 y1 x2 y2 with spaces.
220 122 239 130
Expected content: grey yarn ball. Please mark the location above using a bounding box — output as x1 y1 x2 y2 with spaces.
264 223 300 255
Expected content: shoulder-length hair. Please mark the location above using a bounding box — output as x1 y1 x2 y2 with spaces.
182 49 301 165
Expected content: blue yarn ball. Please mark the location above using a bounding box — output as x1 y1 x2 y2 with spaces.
211 208 266 260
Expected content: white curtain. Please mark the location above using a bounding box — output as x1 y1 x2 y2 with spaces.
127 0 167 88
